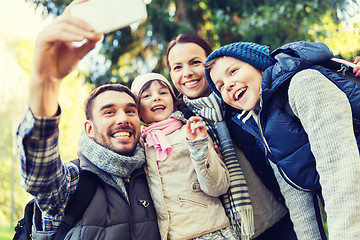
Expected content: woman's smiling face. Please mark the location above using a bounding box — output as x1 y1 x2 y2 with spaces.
209 56 263 111
168 43 212 99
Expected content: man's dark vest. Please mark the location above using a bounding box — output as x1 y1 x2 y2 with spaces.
31 157 160 240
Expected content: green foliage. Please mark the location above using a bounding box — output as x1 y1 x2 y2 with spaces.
58 72 91 161
0 34 90 227
309 12 360 60
0 36 31 226
24 0 359 88
0 226 13 240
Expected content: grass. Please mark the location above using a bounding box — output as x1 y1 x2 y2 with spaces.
0 225 13 240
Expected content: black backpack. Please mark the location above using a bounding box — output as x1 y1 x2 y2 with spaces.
13 159 99 240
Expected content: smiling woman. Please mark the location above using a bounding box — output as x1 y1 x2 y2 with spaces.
166 35 213 100
167 43 212 99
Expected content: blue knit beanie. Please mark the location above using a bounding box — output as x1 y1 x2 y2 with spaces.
205 42 274 97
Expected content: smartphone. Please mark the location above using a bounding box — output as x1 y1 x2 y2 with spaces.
70 0 147 34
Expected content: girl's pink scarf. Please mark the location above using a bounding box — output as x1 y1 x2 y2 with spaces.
141 118 183 161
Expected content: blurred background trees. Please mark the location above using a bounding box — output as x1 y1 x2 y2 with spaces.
26 0 360 89
0 36 31 230
0 34 90 232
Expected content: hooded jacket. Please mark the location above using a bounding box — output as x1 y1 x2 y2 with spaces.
230 41 360 191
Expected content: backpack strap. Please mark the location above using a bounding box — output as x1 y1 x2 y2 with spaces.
13 159 99 240
319 58 360 133
319 57 360 86
13 199 35 240
53 159 99 240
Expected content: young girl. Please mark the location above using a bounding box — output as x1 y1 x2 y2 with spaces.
131 72 236 240
205 41 360 239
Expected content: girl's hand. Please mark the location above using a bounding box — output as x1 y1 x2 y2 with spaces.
186 116 207 141
354 56 360 77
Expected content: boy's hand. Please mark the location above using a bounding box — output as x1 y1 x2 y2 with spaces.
354 56 360 77
186 117 207 141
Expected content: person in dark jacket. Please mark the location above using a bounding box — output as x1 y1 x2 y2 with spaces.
15 1 160 239
205 41 360 240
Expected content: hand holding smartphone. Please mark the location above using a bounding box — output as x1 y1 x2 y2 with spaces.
71 0 147 34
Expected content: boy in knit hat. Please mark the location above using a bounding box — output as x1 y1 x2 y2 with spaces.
204 41 360 240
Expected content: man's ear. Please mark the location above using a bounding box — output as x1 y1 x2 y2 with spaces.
84 120 95 138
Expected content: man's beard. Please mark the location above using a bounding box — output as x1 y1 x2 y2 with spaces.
92 125 138 156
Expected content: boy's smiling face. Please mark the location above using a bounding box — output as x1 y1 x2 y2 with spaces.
210 56 263 111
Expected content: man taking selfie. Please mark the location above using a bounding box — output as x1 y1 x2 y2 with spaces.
16 0 160 239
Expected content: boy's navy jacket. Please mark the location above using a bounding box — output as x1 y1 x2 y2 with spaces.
231 41 360 192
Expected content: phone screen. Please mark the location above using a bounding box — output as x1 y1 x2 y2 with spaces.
71 0 147 34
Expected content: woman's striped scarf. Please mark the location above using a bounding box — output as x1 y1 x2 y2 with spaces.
183 93 254 240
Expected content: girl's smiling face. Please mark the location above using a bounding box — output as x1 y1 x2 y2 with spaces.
139 81 175 124
209 56 263 111
168 43 212 99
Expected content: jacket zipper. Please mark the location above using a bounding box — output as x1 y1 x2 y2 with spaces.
278 167 312 192
257 94 312 192
125 176 135 240
257 93 272 159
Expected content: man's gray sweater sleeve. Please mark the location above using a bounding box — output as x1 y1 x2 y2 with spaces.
288 69 360 239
